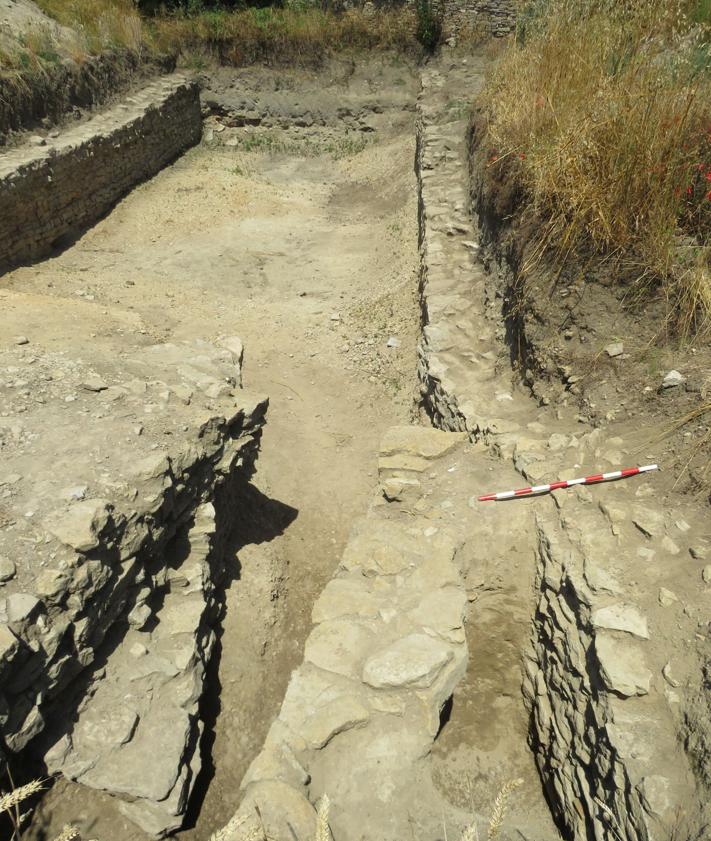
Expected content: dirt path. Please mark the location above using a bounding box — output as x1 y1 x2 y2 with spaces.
11 109 421 839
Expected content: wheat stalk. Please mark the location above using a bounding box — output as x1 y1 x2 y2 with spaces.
314 794 331 841
210 812 265 841
487 778 523 840
594 798 625 841
460 820 481 841
0 780 44 815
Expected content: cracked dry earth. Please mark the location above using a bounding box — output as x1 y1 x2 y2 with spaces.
3 70 425 840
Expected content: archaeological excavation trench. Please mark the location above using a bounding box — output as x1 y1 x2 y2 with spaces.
1 38 710 841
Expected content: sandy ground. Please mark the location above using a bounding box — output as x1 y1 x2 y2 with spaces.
9 113 421 840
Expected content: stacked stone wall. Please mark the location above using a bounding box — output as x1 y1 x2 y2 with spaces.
0 75 201 272
415 53 708 841
0 337 267 836
440 0 516 37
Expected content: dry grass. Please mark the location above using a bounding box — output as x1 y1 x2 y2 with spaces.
148 5 419 68
209 778 520 841
479 0 711 338
458 777 524 841
4 1 421 74
660 399 711 488
0 0 143 72
34 0 144 56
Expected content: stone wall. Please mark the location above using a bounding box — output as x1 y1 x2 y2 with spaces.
215 426 477 841
440 0 516 38
0 336 268 837
524 513 696 841
0 74 201 273
340 0 515 38
0 51 165 146
415 53 710 841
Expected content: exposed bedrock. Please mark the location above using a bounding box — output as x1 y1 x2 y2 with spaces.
0 336 267 836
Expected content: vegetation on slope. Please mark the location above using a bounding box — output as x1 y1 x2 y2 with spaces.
0 0 433 76
147 2 420 66
478 0 711 337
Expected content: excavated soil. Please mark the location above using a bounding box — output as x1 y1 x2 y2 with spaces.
6 61 424 840
5 45 709 841
468 113 711 499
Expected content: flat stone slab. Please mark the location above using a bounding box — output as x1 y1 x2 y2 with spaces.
379 425 467 460
362 633 454 690
304 620 375 679
591 603 649 639
302 696 370 749
595 634 652 697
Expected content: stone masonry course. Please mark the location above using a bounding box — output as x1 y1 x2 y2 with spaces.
0 74 201 273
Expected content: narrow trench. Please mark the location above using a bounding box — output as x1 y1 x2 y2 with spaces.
15 60 422 841
9 57 570 841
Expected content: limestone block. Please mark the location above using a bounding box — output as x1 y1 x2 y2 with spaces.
238 780 318 841
0 556 16 583
4 593 42 626
35 569 71 601
47 499 111 553
241 739 311 789
591 603 649 639
632 507 666 539
340 534 413 577
381 477 422 502
304 620 374 679
0 623 19 664
362 633 454 690
583 556 623 596
302 696 370 749
637 775 673 821
312 579 385 624
379 426 467 460
595 635 652 696
406 586 467 643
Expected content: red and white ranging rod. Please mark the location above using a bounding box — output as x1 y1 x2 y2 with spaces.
478 464 659 502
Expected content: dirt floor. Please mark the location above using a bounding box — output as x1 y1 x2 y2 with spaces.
7 45 709 841
6 76 422 839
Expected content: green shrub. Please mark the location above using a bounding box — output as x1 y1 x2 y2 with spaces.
414 0 441 51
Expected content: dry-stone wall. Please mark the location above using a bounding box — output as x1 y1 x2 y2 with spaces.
0 51 153 145
0 74 201 272
0 335 267 837
524 511 695 841
217 426 477 841
439 0 516 37
351 0 515 38
416 54 710 841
